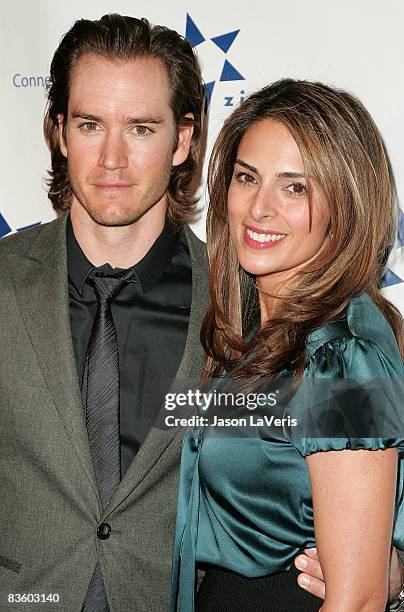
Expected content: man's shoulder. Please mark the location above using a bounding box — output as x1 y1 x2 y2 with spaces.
0 215 66 258
182 224 207 272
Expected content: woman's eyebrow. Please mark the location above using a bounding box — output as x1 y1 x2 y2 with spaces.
235 159 258 174
276 171 307 178
234 161 307 180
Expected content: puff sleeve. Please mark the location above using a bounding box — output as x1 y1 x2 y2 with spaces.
287 295 404 458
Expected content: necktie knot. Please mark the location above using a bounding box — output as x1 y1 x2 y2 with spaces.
89 268 135 306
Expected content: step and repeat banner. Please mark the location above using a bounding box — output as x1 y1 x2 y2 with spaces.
1 0 403 310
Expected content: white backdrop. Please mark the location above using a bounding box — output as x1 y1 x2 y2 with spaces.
1 0 403 310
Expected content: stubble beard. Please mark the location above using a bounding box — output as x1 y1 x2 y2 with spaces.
68 172 172 228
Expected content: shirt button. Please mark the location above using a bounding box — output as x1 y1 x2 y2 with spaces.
97 523 111 540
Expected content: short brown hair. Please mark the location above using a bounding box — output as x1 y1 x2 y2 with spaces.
44 13 205 223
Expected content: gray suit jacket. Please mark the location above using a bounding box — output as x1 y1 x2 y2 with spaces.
0 214 208 611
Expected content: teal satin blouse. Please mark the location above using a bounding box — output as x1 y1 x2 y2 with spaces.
170 294 404 612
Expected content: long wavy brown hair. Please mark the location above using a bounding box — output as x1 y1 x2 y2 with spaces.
202 79 403 382
43 14 205 224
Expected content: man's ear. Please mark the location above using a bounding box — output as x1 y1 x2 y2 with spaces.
57 114 68 157
172 113 194 167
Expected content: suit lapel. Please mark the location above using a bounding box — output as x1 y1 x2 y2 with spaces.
8 217 208 511
7 216 99 501
107 225 209 511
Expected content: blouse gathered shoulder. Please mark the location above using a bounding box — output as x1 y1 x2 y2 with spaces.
170 293 404 612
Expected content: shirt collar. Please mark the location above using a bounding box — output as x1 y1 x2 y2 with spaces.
66 214 179 295
67 215 93 294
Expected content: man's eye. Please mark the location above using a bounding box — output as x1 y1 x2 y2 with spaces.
85 122 98 131
79 122 99 133
133 126 151 136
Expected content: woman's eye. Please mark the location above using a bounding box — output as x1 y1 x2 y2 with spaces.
234 171 256 185
286 182 307 197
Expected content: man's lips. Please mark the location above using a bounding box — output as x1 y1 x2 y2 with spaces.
243 225 287 249
93 183 133 189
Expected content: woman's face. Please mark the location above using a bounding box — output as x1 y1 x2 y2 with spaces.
227 119 330 293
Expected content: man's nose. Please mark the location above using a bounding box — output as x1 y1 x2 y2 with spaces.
97 132 129 170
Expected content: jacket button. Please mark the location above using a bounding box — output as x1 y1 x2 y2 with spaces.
97 523 111 540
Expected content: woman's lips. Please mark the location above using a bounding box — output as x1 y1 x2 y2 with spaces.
243 226 286 249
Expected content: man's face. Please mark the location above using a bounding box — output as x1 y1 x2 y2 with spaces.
59 54 192 227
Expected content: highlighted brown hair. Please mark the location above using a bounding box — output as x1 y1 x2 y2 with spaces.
202 79 403 381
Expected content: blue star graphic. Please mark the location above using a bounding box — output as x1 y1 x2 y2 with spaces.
185 14 244 109
0 213 42 239
0 213 11 238
397 207 404 248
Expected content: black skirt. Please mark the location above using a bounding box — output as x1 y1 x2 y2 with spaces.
196 564 323 612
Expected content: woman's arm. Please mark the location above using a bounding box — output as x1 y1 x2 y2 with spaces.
306 448 397 611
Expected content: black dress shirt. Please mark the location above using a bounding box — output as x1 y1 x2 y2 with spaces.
67 215 192 476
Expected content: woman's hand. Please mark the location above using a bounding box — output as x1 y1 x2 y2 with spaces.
294 547 325 598
306 448 397 611
294 546 404 604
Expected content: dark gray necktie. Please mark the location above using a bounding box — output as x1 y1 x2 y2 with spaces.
81 268 133 612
